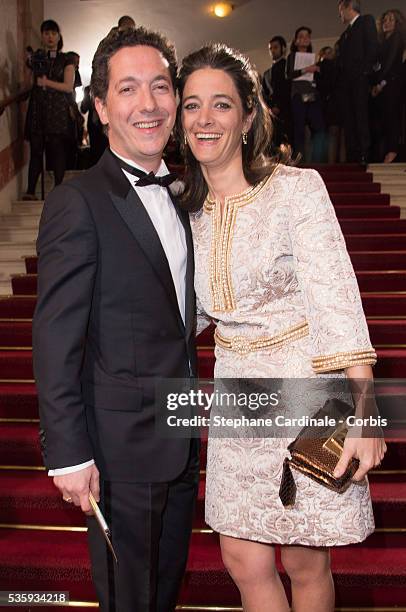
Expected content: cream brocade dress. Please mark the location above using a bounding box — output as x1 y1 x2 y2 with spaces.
190 165 377 546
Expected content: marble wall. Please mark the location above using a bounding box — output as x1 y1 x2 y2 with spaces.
0 0 43 209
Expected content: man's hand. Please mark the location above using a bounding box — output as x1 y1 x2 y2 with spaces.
54 464 100 514
333 437 386 482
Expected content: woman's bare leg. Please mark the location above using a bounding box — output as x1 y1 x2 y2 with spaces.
220 534 290 611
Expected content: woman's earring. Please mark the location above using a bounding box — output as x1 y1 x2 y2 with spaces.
242 132 248 145
184 133 188 147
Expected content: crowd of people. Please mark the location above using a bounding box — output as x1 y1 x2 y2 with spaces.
262 2 406 163
22 3 406 200
31 3 387 611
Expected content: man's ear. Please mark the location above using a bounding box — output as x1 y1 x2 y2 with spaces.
94 97 108 126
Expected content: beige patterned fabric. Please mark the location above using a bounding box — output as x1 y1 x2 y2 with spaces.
191 165 375 546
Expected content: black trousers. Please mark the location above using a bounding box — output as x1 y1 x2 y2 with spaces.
87 439 200 612
340 76 370 162
27 133 69 195
291 94 325 162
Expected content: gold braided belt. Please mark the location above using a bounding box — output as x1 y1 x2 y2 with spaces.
214 321 309 356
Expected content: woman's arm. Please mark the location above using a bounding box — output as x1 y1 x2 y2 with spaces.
37 63 75 93
286 52 319 81
334 364 386 481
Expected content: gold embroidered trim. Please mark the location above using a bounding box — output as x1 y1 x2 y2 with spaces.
312 349 377 373
204 167 279 312
214 321 309 355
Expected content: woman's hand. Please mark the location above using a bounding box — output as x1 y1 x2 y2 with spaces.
37 75 48 88
303 64 320 74
333 436 387 481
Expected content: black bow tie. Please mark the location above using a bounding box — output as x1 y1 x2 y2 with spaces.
114 154 177 188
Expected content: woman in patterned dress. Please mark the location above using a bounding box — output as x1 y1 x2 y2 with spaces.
177 43 386 612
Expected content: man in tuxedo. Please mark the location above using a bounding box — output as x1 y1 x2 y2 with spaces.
336 0 378 162
33 26 199 612
262 36 292 146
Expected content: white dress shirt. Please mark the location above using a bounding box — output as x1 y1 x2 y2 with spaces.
49 149 187 476
349 14 360 27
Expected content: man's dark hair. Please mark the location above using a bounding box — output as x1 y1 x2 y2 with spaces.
338 0 361 14
91 26 177 101
269 36 287 50
290 26 313 53
118 15 136 28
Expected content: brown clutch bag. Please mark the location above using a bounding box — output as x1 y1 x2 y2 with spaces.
279 398 359 508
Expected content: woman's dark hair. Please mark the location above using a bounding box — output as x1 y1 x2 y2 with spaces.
40 20 63 51
91 26 177 102
176 42 286 211
290 26 313 53
41 19 60 33
378 9 406 42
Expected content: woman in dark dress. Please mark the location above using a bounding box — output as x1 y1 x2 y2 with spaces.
286 26 325 162
371 9 406 163
23 20 75 199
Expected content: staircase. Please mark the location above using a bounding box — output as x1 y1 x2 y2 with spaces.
0 164 405 610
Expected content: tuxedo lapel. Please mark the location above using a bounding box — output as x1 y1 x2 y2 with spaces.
98 151 185 332
169 192 195 341
110 188 185 331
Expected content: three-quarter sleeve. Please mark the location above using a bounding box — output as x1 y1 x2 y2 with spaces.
289 168 376 373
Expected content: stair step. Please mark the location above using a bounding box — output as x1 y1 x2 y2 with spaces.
0 383 38 418
339 218 406 234
345 234 406 250
0 261 26 278
11 201 44 215
331 194 390 205
361 293 406 317
0 321 32 346
0 279 12 295
318 172 373 182
0 213 41 228
0 242 36 257
356 271 406 292
335 206 400 218
0 296 37 318
350 251 406 270
326 182 380 193
0 228 39 242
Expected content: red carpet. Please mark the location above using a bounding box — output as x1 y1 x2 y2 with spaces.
0 163 405 608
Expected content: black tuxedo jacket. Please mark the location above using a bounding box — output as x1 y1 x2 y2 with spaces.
262 58 290 110
337 14 378 81
33 149 197 482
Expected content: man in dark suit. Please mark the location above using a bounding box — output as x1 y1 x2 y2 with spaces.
33 26 199 612
262 36 292 146
336 0 378 162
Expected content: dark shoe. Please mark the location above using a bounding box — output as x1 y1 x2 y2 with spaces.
22 193 38 201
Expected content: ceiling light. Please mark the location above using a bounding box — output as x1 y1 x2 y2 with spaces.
213 2 233 18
